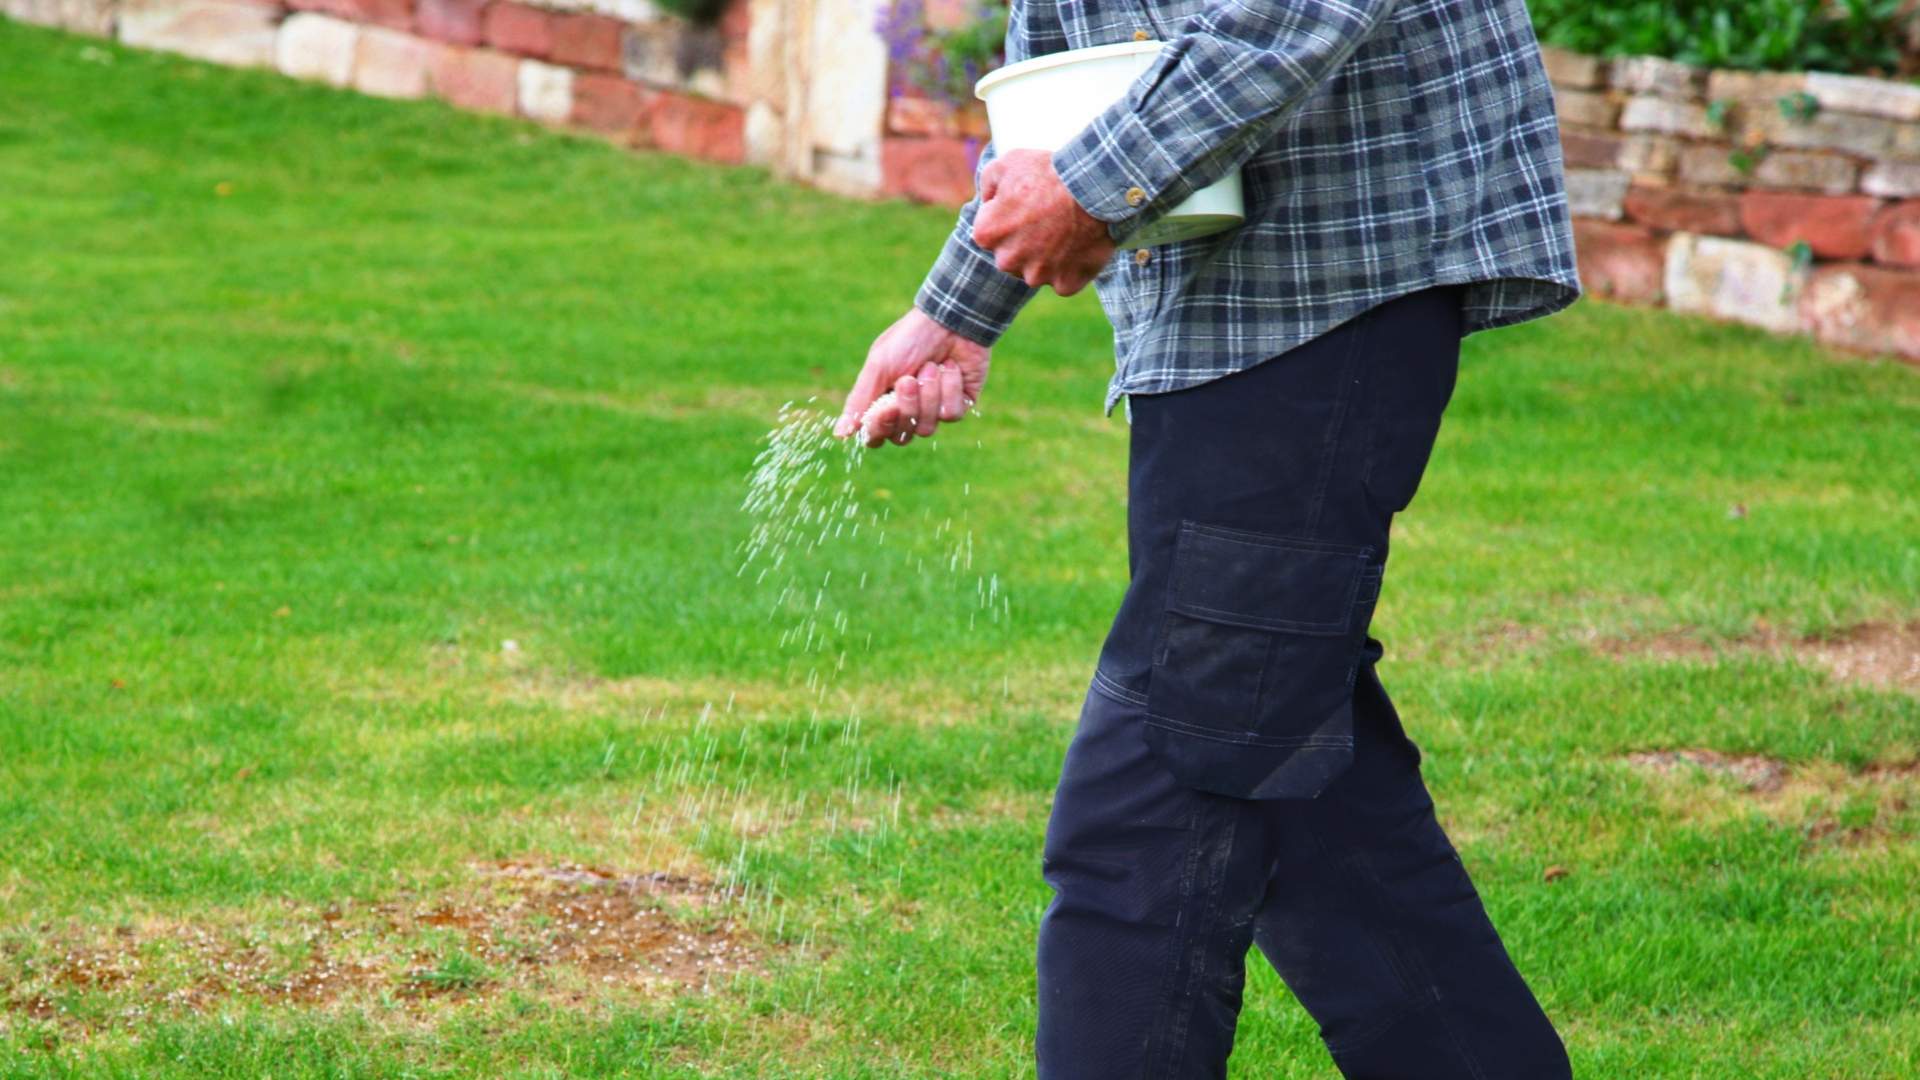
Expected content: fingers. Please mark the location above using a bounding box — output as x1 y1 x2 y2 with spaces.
979 158 1004 203
894 371 924 441
937 362 966 422
973 200 1008 253
914 363 940 436
862 396 901 448
836 366 882 438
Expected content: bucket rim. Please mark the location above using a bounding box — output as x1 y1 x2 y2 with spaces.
974 40 1165 101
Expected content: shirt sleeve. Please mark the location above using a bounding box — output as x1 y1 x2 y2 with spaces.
914 146 1041 347
912 0 1068 346
1053 0 1400 244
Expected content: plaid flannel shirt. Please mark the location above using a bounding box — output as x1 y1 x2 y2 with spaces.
913 0 1581 412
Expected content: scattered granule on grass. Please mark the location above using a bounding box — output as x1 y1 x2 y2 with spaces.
1598 620 1920 694
0 862 763 1031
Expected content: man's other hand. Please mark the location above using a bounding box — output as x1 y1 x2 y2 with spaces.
835 308 990 447
973 149 1117 296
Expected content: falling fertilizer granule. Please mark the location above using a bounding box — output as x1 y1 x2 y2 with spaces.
738 398 1013 701
739 400 866 581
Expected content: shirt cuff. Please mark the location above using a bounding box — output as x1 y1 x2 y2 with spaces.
1053 105 1193 246
913 223 1038 346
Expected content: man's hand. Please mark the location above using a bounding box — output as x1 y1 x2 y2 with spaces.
835 308 990 447
973 149 1117 296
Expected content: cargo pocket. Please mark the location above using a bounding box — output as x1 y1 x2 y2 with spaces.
1142 522 1382 800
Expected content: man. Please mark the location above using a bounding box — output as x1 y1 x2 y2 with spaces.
835 0 1580 1074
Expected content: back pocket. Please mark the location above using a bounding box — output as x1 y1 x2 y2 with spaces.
1143 523 1381 798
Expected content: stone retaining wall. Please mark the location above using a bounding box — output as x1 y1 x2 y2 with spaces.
1549 48 1920 361
8 0 1920 363
2 0 898 195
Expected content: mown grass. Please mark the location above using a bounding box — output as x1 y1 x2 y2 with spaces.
3 16 1919 1078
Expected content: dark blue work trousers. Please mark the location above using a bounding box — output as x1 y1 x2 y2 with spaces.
1037 288 1570 1079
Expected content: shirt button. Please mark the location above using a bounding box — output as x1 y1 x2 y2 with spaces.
1125 186 1146 207
1135 248 1153 266
1132 29 1151 41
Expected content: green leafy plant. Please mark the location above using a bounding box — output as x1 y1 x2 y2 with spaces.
651 0 731 26
880 0 1010 106
405 949 493 993
1529 0 1911 74
1727 143 1769 173
1777 91 1821 120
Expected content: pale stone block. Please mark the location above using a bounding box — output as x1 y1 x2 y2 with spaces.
1800 264 1920 361
1742 108 1897 158
804 0 888 166
1862 160 1920 198
1540 46 1605 90
1665 233 1805 334
1894 122 1920 160
620 21 679 87
1804 71 1920 123
687 66 727 99
1705 69 1805 105
1678 144 1745 188
810 144 881 197
517 58 573 121
354 27 443 99
275 12 359 87
119 0 281 67
1 0 115 36
1749 151 1857 195
1554 88 1620 130
1619 133 1681 176
744 99 783 167
1611 54 1703 100
1621 95 1715 138
743 0 785 109
1565 168 1631 220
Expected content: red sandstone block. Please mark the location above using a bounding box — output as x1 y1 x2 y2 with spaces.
882 136 976 207
718 0 749 41
648 92 745 164
1869 201 1920 268
1739 192 1882 260
888 95 946 137
572 73 651 134
550 12 622 71
482 0 549 58
416 0 483 45
287 0 415 32
1800 262 1920 361
1559 129 1624 170
431 45 518 114
354 27 444 99
1572 218 1666 305
1623 184 1742 236
922 0 970 30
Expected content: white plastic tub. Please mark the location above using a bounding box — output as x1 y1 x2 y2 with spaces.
974 41 1244 249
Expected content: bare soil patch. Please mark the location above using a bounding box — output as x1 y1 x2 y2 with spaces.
1625 749 1791 793
1601 620 1920 693
1624 750 1920 847
0 862 761 1031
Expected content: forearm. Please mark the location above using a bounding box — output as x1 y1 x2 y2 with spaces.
1055 0 1401 241
914 168 1041 346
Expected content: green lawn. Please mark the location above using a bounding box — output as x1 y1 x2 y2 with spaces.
3 17 1919 1078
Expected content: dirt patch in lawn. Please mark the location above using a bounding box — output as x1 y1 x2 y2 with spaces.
0 861 762 1031
1601 620 1920 694
1625 749 1794 793
1624 750 1920 847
